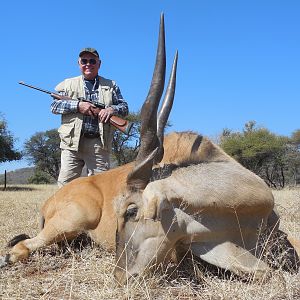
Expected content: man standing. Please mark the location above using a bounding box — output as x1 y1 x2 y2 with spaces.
51 48 128 187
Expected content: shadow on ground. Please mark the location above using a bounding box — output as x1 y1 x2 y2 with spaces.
1 186 37 192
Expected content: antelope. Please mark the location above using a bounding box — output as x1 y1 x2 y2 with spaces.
113 15 300 284
1 16 298 286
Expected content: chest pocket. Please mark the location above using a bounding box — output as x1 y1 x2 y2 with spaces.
66 91 82 100
100 86 113 105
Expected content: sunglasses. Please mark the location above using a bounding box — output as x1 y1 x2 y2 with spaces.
80 58 97 65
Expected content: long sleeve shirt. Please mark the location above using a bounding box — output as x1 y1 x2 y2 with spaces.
51 77 128 134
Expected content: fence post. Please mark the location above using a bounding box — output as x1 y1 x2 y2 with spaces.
3 170 7 191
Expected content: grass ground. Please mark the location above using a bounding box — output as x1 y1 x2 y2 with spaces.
0 185 299 299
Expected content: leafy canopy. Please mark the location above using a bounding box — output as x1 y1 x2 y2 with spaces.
0 115 22 163
220 121 299 188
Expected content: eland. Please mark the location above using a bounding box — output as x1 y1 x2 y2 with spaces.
113 15 300 284
1 16 298 285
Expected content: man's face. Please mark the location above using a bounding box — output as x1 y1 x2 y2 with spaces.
78 53 101 80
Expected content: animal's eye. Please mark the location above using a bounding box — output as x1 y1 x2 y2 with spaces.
125 204 138 222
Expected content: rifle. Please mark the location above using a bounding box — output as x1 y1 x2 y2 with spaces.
19 81 133 135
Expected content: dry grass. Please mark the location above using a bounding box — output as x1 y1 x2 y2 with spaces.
0 185 299 300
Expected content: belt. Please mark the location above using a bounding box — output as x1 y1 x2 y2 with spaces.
82 132 100 139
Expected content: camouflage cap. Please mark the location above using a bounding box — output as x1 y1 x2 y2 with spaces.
79 47 100 58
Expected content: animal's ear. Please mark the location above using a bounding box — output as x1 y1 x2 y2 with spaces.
143 195 174 221
124 203 139 222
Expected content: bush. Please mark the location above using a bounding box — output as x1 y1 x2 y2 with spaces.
220 121 300 188
27 170 54 184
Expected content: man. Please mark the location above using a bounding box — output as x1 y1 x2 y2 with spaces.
51 48 128 187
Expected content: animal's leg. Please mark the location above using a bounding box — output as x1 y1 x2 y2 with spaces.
190 240 270 280
2 208 91 266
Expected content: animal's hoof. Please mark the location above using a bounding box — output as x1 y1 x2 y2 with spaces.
0 255 8 268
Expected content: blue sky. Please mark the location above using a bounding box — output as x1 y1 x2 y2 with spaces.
0 0 299 173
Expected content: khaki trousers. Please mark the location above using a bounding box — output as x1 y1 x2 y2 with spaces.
57 136 110 188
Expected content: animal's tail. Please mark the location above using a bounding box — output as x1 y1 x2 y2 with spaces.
1 234 31 268
7 234 30 248
6 215 44 248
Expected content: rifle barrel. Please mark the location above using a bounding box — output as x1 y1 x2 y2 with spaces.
19 81 53 95
18 81 132 135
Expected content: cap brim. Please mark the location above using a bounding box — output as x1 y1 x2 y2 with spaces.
79 51 99 58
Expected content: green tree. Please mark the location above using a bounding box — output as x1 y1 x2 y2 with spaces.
291 129 300 147
23 129 61 180
22 114 141 181
220 121 290 188
286 129 300 184
0 115 22 163
28 169 53 184
23 112 171 181
111 111 172 166
112 112 141 166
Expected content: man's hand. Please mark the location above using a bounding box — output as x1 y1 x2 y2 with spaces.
98 107 114 123
78 101 98 117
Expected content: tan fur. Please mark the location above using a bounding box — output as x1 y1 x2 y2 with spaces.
114 132 299 284
288 236 300 255
4 132 204 264
161 132 232 165
3 162 133 264
3 131 299 277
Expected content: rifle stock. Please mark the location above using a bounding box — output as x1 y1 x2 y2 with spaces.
110 115 133 135
19 81 133 135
